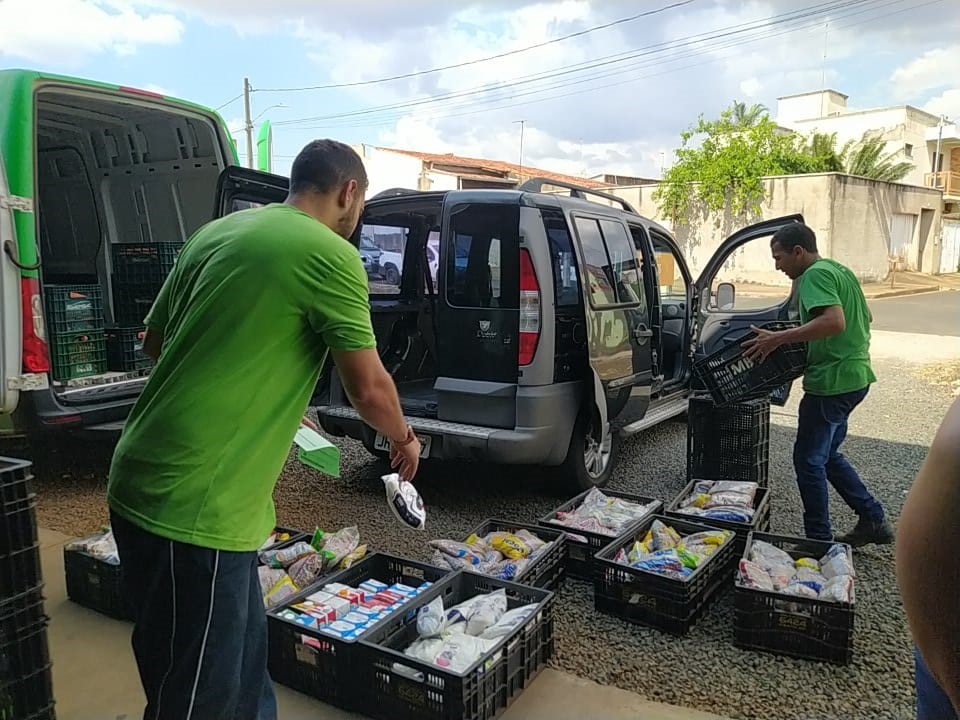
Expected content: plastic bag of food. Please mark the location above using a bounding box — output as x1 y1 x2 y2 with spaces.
676 546 701 570
486 558 529 581
258 566 288 598
782 578 819 599
818 574 855 603
631 549 689 579
429 540 486 565
627 540 647 565
793 567 827 594
820 544 856 579
682 492 713 509
701 507 755 522
709 481 759 497
680 530 730 553
649 520 681 551
738 559 774 591
795 557 820 571
403 636 445 664
480 604 538 640
431 550 475 572
750 540 795 569
417 596 447 638
340 544 368 569
515 529 546 554
288 553 324 589
766 563 795 591
319 526 360 570
614 547 629 565
527 541 552 564
491 533 530 559
261 541 316 569
702 491 754 509
430 634 497 673
446 589 508 636
67 528 121 565
265 575 299 608
383 473 427 530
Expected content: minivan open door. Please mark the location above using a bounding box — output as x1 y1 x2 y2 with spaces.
693 214 804 404
214 166 289 217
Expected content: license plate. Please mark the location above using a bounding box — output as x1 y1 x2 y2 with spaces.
374 433 432 458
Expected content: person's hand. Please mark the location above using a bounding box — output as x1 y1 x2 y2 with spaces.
300 415 319 432
741 325 784 363
390 431 421 482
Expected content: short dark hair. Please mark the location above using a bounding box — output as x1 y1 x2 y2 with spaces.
771 223 818 253
289 139 368 196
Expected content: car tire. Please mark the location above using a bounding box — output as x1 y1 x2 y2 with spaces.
561 407 619 492
384 264 400 285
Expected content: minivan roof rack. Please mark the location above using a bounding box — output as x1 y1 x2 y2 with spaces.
517 177 638 214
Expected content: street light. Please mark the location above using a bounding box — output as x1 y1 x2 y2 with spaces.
253 103 287 124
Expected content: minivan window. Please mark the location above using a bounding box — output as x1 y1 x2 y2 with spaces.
446 204 519 309
540 207 580 307
361 224 408 295
598 218 644 308
573 217 621 307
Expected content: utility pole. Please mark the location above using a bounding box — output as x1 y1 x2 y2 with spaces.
243 78 254 169
934 114 944 188
514 120 525 183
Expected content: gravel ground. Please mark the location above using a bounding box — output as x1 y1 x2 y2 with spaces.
18 354 957 720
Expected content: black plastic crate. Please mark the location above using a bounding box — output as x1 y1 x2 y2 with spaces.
0 543 42 600
111 242 183 286
687 397 770 487
538 490 662 581
357 570 555 720
734 532 854 665
43 284 103 334
693 321 807 407
0 664 54 720
105 327 152 372
460 520 567 592
0 457 34 509
112 286 157 327
0 497 39 559
63 547 130 621
665 480 772 557
267 553 451 711
0 590 46 641
48 330 107 381
593 514 737 636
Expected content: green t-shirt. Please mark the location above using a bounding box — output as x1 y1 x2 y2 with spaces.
797 258 877 396
107 204 376 551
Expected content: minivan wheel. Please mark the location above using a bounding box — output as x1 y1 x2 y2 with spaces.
384 264 400 285
562 408 619 491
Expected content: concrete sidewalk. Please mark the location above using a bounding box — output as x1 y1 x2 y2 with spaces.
734 271 960 301
39 528 727 720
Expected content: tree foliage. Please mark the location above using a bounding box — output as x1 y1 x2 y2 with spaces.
655 103 916 225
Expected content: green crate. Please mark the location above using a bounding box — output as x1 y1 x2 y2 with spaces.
49 330 107 381
44 284 104 334
105 326 152 372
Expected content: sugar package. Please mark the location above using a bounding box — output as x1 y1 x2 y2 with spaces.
360 579 389 594
326 596 351 619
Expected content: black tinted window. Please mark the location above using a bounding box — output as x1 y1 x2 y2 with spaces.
599 219 645 310
541 208 581 307
573 217 619 307
446 204 519 309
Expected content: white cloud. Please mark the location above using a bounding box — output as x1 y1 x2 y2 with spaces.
740 78 762 98
0 0 183 65
924 89 960 122
890 45 960 97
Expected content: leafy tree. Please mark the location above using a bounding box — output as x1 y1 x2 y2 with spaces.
839 133 913 182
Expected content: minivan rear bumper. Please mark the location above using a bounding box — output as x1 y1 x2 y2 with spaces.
318 382 582 467
16 386 136 438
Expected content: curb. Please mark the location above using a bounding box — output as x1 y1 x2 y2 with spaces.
865 286 941 300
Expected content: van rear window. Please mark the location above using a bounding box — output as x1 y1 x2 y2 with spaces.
445 204 519 309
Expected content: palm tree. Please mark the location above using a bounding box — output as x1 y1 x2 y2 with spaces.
730 100 769 127
801 132 844 172
839 133 914 183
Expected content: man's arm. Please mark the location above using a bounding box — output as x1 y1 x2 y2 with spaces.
742 305 844 361
897 396 960 713
332 348 409 443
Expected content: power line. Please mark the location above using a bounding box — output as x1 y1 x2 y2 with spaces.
254 0 697 93
272 0 877 128
283 0 930 133
215 93 245 112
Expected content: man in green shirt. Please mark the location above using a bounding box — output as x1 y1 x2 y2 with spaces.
107 139 421 720
743 222 893 546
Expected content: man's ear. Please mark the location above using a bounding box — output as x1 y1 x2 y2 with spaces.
338 179 358 209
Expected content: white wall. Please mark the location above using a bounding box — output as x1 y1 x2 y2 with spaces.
352 145 425 198
777 91 848 123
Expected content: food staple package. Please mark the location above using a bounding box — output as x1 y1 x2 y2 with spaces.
65 527 121 565
675 480 759 523
737 541 855 604
550 488 660 538
612 520 732 581
427 527 554 581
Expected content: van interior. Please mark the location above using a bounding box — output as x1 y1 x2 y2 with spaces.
35 89 224 400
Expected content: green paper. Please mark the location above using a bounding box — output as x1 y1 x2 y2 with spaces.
294 426 341 477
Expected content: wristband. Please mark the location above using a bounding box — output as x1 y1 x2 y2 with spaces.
391 426 416 447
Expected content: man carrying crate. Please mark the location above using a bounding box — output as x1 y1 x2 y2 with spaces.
742 222 893 547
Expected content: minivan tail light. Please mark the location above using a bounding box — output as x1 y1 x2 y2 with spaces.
519 248 541 366
21 277 49 373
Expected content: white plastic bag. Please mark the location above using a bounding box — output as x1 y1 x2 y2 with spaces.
446 589 508 636
417 596 447 638
480 604 538 640
383 473 426 530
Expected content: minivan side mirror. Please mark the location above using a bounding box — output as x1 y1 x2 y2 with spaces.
716 282 736 310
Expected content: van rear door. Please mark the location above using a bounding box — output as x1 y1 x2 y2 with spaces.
0 155 29 416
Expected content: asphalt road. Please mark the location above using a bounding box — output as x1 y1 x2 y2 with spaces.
869 290 960 336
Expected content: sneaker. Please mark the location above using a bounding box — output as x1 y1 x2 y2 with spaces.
835 518 895 547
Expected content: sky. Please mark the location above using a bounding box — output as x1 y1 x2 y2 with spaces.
1 0 958 179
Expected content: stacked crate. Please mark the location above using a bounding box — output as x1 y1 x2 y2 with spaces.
110 242 182 339
687 396 771 487
43 284 106 381
0 457 55 719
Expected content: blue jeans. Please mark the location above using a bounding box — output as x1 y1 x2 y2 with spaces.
793 387 885 540
111 510 278 720
916 647 959 719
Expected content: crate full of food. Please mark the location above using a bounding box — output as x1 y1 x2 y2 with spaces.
49 330 107 381
105 326 152 372
258 525 369 612
665 480 772 557
43 283 103 334
693 321 806 407
687 397 770 486
538 488 662 581
594 516 736 636
266 552 450 711
427 520 566 592
735 532 855 665
63 526 130 620
356 569 555 720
